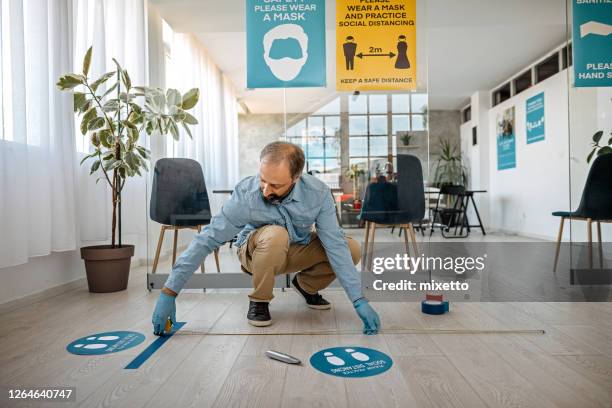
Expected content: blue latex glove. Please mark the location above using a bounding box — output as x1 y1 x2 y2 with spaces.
353 298 381 335
152 292 176 336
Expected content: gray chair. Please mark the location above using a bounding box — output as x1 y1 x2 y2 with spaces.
150 158 220 274
360 154 425 268
552 153 612 271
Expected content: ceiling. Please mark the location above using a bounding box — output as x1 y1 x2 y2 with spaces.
151 0 569 113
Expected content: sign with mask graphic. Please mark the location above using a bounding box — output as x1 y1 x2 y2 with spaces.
336 0 416 91
310 346 393 378
497 106 516 170
246 0 326 88
526 92 545 144
572 0 612 87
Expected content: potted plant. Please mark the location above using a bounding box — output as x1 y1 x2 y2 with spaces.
587 130 612 163
57 47 200 292
400 132 413 146
432 138 467 187
345 163 366 201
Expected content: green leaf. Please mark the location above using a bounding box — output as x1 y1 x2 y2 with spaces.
90 72 115 92
593 130 603 143
82 46 93 76
587 148 596 163
181 121 193 139
90 160 101 175
100 82 119 99
88 117 105 131
73 92 87 112
98 129 113 148
181 88 199 110
170 120 180 140
121 69 131 89
103 99 120 112
111 58 123 72
608 136 612 146
182 112 198 125
166 89 181 106
80 107 97 135
56 74 84 90
597 146 612 156
80 152 95 165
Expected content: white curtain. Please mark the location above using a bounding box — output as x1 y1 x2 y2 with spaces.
0 0 148 269
0 0 77 268
165 33 240 191
72 0 148 253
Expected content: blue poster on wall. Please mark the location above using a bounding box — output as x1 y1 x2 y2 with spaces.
497 107 516 170
246 0 326 88
526 92 545 144
572 0 612 87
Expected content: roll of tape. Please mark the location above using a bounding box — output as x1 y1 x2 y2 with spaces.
421 300 450 315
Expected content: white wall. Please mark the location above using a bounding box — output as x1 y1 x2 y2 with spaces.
461 68 611 242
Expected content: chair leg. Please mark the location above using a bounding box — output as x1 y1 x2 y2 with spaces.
367 222 377 271
553 217 565 272
197 225 205 273
587 218 593 270
172 228 179 266
363 221 371 266
402 225 410 257
597 221 603 269
213 248 221 273
408 223 419 255
152 225 166 274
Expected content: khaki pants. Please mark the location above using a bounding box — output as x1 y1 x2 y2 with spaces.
238 225 361 302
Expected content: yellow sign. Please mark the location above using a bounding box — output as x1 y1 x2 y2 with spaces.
336 0 417 91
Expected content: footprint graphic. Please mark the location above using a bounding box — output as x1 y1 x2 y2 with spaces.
324 351 345 366
73 335 119 351
345 348 369 362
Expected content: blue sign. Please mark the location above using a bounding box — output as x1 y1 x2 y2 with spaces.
497 107 516 170
572 0 612 87
67 331 145 355
310 346 393 378
246 0 326 88
526 92 545 144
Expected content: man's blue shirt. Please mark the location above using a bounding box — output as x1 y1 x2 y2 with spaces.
164 174 363 302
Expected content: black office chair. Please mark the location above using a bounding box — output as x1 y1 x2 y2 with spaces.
552 153 612 271
360 155 425 268
150 158 220 274
430 184 469 238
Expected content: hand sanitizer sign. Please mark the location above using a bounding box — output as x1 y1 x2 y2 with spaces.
310 346 393 377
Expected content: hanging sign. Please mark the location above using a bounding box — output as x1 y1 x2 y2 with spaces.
336 0 417 91
572 0 612 87
246 0 326 88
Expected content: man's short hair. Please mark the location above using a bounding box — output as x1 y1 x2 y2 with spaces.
260 141 305 178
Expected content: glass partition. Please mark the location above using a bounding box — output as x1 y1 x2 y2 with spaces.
143 0 611 303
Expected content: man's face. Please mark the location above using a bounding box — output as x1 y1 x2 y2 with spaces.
259 160 297 204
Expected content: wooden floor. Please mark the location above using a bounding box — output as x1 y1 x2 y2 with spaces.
1 264 612 408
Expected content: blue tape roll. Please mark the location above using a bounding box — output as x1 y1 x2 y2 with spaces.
421 300 449 315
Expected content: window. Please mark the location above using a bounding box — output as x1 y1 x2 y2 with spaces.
288 93 428 178
462 106 471 123
513 69 532 94
492 83 511 107
535 53 560 84
287 104 341 174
